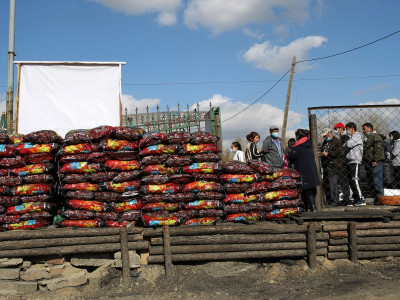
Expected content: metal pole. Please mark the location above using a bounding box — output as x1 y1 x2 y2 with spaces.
281 56 296 148
6 0 16 131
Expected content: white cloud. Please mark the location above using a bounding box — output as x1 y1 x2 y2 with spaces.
192 94 302 149
243 36 327 74
354 83 392 97
242 28 265 40
360 98 400 105
122 94 161 114
89 0 182 26
184 0 311 34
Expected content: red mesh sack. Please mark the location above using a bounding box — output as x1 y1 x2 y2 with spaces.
260 189 301 201
0 156 25 168
190 134 219 145
183 217 218 226
60 143 98 155
223 194 258 204
87 172 118 183
260 168 301 181
21 194 51 203
103 180 140 193
104 220 136 227
23 174 54 184
221 161 253 174
225 183 250 194
139 132 168 148
270 179 298 190
100 139 139 151
11 163 53 177
113 199 145 213
192 153 221 162
225 212 264 223
142 202 181 212
245 181 272 195
118 210 142 222
265 207 302 219
142 165 178 175
60 174 86 184
273 199 302 209
58 219 104 228
104 160 140 172
12 183 52 196
87 152 109 163
194 209 224 218
220 174 256 183
139 144 179 156
0 205 5 214
248 160 274 174
225 202 273 214
63 209 97 220
6 202 52 214
25 153 54 164
141 175 170 185
9 135 24 144
183 181 223 193
167 193 195 203
62 183 100 192
183 162 220 174
142 215 180 227
142 194 167 203
59 154 90 164
89 125 115 141
195 192 225 200
95 212 119 220
16 143 58 156
193 174 220 182
167 174 192 185
0 196 21 207
113 170 142 183
114 127 143 141
183 144 221 154
65 190 94 200
184 200 223 210
0 132 10 144
164 155 193 167
0 144 16 158
63 129 91 145
94 192 121 202
0 214 20 223
20 211 52 220
106 151 139 161
3 219 49 230
59 162 101 174
167 131 192 144
141 183 181 194
140 154 170 165
0 186 11 196
67 199 110 212
0 176 22 187
23 130 62 144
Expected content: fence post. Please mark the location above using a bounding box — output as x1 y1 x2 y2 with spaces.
309 113 324 210
307 222 317 269
348 222 358 263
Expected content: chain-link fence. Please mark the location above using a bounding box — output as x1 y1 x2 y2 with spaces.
308 104 400 207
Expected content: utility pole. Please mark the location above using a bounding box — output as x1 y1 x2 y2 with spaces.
281 56 296 148
6 0 16 132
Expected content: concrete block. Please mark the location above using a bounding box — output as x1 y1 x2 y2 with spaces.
114 251 140 268
17 281 38 293
0 258 23 268
46 258 65 265
20 264 65 281
87 262 115 288
39 265 87 291
0 268 20 280
0 281 18 295
22 261 32 270
71 258 114 268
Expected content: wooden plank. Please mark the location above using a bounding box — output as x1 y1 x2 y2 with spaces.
358 244 400 251
329 231 348 239
324 221 400 232
0 241 149 258
329 238 348 245
162 225 173 276
307 222 317 269
0 227 141 241
357 236 400 245
348 222 358 264
328 245 348 252
357 251 400 259
120 227 130 290
356 228 400 237
328 252 348 259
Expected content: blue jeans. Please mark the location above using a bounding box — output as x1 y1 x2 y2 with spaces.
370 162 384 196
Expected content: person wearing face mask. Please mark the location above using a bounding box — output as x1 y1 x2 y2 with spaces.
334 123 350 144
261 126 284 169
318 128 344 207
231 141 245 162
389 131 400 188
362 122 385 202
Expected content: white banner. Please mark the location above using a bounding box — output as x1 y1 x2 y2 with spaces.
17 63 122 137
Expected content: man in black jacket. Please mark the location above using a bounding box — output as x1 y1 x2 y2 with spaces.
334 122 351 205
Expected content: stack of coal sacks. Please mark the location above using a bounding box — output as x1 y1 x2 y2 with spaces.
57 126 143 228
221 160 273 223
0 130 59 230
139 131 223 227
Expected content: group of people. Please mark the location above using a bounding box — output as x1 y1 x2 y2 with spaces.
230 122 400 212
230 127 320 212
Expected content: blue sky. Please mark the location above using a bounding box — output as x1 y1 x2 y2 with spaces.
0 0 399 146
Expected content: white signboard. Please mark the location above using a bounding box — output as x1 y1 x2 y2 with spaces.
16 62 124 137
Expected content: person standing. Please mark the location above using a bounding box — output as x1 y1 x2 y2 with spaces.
261 126 284 169
231 141 245 162
343 122 365 206
285 138 296 169
288 129 320 212
390 131 400 189
318 128 344 207
334 123 350 144
244 132 264 162
362 123 385 200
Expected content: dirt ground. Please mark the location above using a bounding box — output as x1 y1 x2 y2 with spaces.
18 256 398 300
